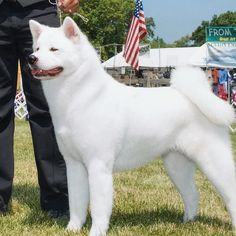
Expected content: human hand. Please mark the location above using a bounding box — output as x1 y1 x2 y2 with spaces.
58 0 80 13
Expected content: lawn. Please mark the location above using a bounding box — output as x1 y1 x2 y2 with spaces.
0 119 236 236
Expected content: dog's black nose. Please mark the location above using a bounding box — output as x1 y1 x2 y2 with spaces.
28 54 38 65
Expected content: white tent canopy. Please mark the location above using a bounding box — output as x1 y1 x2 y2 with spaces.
103 47 199 69
188 43 208 67
103 43 236 69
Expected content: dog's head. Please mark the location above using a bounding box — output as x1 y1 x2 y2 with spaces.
29 17 85 80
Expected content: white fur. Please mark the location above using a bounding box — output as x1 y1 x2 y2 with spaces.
171 67 235 126
29 17 236 236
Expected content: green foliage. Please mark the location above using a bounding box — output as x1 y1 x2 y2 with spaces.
62 5 236 52
191 11 236 46
173 35 193 48
62 1 160 59
191 20 209 46
145 17 156 40
211 11 236 26
149 37 174 48
63 0 134 60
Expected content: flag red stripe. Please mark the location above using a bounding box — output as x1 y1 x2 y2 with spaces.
124 18 139 55
130 47 139 68
125 34 139 65
127 41 139 65
125 18 136 50
123 0 147 71
124 21 139 59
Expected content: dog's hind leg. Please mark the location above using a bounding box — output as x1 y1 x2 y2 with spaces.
192 137 236 228
88 159 113 236
163 151 199 222
65 158 89 232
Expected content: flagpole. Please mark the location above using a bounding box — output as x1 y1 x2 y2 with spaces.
113 44 117 69
158 37 161 69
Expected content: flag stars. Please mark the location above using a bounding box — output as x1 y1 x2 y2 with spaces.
134 0 144 18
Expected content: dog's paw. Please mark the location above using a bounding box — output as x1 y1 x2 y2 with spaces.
66 221 82 232
183 213 197 223
89 225 107 236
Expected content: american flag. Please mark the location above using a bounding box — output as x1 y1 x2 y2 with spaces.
123 0 147 70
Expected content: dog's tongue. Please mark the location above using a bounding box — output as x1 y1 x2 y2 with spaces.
31 67 63 77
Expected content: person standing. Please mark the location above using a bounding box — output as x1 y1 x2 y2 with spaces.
211 68 219 95
0 0 79 217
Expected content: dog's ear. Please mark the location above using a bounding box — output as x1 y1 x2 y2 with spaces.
29 20 43 42
62 17 80 43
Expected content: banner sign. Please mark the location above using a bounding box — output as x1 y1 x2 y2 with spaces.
206 43 236 68
206 26 236 43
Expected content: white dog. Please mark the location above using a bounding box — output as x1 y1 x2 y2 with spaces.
29 17 236 236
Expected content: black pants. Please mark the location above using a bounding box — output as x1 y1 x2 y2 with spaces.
0 1 68 211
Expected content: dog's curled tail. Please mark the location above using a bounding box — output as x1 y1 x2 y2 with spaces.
170 66 235 126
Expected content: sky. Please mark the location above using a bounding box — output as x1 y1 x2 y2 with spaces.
144 0 236 43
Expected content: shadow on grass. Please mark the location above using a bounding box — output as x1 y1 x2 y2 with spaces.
11 184 232 231
111 206 232 230
12 183 68 228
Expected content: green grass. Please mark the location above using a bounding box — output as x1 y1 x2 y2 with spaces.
1 119 236 235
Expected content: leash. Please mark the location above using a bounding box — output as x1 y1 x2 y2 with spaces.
48 0 89 25
229 125 236 133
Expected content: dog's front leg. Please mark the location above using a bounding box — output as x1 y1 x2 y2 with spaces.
88 159 113 236
65 158 89 232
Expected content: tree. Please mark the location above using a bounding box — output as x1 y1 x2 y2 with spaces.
191 20 210 46
149 37 171 48
211 11 236 25
173 35 193 47
145 17 156 40
65 0 134 60
63 0 158 59
191 11 236 46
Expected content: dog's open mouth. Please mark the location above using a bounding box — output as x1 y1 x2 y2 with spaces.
31 67 63 78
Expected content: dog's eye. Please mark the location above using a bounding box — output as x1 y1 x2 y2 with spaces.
50 47 59 52
36 47 39 51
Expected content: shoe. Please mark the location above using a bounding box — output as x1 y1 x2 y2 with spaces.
46 209 69 219
0 196 7 214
